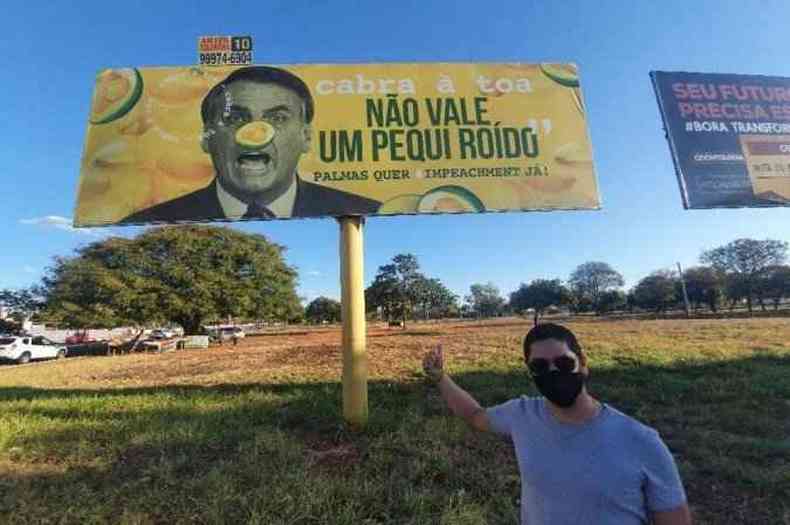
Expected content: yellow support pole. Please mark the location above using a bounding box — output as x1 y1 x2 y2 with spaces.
338 216 368 427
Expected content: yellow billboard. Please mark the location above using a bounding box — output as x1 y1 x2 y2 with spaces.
75 63 600 226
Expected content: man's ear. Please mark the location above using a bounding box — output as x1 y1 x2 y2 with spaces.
200 128 212 154
578 350 589 373
300 124 312 154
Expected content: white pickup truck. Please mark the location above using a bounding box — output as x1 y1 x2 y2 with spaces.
0 336 68 364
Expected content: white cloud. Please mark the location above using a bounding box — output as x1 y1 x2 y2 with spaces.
306 270 323 277
299 288 341 305
20 215 105 236
300 290 318 305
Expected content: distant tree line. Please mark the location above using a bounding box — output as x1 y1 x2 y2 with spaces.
2 232 788 334
507 238 789 321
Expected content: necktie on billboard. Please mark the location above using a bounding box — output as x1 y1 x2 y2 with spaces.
242 202 275 219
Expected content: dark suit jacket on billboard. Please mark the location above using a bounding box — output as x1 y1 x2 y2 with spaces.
121 178 381 224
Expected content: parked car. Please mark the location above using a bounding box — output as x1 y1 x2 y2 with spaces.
0 336 68 364
65 330 96 345
225 327 245 339
149 328 177 340
208 326 246 342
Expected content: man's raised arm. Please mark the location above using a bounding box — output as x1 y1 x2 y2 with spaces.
423 345 491 433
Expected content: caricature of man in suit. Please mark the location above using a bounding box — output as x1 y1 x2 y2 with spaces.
122 66 380 223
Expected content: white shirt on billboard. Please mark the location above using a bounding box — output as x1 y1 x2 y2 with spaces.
216 173 298 218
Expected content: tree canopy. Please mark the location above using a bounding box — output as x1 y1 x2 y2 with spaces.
682 266 723 312
568 261 624 314
755 265 790 311
509 279 569 324
305 297 341 324
0 288 41 323
631 271 678 313
700 238 787 312
466 282 505 318
365 254 456 326
38 225 302 334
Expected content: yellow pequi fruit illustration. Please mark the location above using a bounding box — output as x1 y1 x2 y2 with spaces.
540 64 579 88
235 121 275 149
90 69 143 124
417 186 485 213
77 139 153 223
154 149 214 187
523 177 577 193
554 142 592 166
117 96 154 136
86 140 137 170
148 100 204 143
147 67 221 105
377 194 422 214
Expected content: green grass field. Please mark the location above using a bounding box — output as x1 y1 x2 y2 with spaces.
1 318 789 524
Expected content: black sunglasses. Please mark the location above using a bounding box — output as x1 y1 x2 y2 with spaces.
527 354 579 376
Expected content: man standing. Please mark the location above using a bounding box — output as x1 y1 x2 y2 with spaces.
122 66 380 223
423 323 692 525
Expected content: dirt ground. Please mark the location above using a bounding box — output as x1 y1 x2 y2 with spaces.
3 316 788 391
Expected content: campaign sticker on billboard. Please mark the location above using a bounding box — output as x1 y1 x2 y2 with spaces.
739 134 790 204
75 63 600 227
651 71 790 208
198 36 252 66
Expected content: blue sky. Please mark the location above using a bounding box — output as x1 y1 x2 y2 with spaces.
2 0 789 304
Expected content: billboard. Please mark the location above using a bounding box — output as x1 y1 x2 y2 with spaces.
75 63 600 226
652 71 790 208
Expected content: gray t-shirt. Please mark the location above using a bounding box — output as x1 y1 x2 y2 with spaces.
486 396 686 524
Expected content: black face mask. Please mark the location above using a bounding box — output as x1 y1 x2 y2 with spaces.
533 371 585 408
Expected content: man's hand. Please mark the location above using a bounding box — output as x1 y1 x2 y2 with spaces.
422 345 445 384
423 344 491 432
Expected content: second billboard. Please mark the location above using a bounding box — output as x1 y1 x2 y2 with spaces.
652 70 790 209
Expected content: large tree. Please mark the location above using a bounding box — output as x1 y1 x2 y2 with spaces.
631 271 678 314
0 288 41 323
305 297 341 324
38 225 301 334
568 262 625 314
597 289 627 314
466 282 505 318
682 266 723 312
509 279 569 325
366 253 423 327
412 276 458 320
756 265 790 311
365 272 399 322
723 273 750 311
700 238 788 313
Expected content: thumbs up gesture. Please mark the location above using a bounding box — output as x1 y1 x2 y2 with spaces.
422 344 445 384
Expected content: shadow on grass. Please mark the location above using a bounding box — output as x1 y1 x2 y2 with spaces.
1 354 789 524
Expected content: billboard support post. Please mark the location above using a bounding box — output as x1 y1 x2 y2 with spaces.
338 216 368 428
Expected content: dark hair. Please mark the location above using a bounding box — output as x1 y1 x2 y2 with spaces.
200 66 314 125
523 323 582 360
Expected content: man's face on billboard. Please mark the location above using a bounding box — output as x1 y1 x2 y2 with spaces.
202 80 312 202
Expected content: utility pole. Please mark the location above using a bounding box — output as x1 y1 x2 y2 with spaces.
677 262 691 318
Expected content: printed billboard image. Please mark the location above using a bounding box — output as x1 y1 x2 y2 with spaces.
76 63 600 226
652 71 790 208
